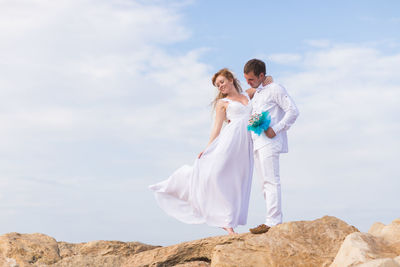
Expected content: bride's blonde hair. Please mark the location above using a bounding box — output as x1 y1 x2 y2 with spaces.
211 68 242 109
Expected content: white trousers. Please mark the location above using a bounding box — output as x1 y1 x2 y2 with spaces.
254 147 282 226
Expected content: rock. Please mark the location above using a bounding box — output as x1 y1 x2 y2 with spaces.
369 223 386 237
331 218 400 267
0 232 159 267
0 216 366 267
58 240 158 258
0 256 18 267
57 242 82 258
369 219 400 254
124 216 358 267
54 240 159 267
330 232 398 267
211 240 267 267
356 257 400 267
210 216 358 267
51 254 124 267
122 234 234 267
174 262 211 267
0 232 61 266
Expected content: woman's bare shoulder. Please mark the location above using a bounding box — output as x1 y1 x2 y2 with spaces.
216 99 229 109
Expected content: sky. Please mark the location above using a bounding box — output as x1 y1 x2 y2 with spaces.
0 0 399 246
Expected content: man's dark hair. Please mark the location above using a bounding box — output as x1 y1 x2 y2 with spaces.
244 59 266 76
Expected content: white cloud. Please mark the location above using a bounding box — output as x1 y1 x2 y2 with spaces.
358 15 400 24
390 17 400 23
304 39 332 48
0 0 214 151
268 53 302 65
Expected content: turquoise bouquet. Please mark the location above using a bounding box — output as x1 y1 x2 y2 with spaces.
247 111 271 135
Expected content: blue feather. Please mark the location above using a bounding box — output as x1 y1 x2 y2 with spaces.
247 111 271 136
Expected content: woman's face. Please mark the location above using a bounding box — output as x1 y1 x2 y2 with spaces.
215 75 234 95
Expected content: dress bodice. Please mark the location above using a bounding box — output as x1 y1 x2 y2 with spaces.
222 93 252 122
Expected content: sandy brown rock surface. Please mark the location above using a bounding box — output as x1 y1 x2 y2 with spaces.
210 215 358 267
0 232 61 266
0 216 362 267
331 218 400 267
0 233 159 267
369 218 400 255
123 216 357 267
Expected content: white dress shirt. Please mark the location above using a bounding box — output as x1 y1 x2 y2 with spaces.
251 82 299 153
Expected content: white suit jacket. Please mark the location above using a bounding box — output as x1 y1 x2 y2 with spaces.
251 82 299 154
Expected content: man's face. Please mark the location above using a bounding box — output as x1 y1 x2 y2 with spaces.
244 71 265 88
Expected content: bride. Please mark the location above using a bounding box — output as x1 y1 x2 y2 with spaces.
149 68 254 235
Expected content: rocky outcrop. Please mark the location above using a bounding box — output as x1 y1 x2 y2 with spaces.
123 216 358 267
369 219 400 255
57 240 158 258
331 218 400 267
209 216 358 267
0 234 159 267
0 232 61 266
0 216 363 266
53 240 160 267
356 257 400 267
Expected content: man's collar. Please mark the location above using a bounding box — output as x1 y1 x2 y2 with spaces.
256 76 270 91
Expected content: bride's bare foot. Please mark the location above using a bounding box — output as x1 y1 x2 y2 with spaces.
223 227 236 235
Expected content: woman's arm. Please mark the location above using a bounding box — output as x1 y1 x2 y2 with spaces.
263 75 274 86
246 75 274 99
198 100 227 158
207 100 227 145
246 88 256 99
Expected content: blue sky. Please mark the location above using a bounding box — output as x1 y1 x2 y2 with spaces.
178 1 400 71
0 0 399 246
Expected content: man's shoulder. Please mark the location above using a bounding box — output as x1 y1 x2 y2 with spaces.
267 82 284 89
259 82 281 94
267 82 288 94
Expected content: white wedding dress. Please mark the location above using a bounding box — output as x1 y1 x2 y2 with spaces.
149 93 253 228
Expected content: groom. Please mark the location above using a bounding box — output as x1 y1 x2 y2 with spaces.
244 59 299 234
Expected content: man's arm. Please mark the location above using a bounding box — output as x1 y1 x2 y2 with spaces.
270 85 299 135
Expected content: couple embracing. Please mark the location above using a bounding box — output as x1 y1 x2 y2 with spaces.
149 59 299 235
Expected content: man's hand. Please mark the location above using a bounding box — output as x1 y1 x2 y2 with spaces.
264 127 276 138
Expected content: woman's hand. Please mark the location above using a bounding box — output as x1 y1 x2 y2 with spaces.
263 75 274 86
198 151 204 159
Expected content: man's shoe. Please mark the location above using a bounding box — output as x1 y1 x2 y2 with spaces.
249 224 270 234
